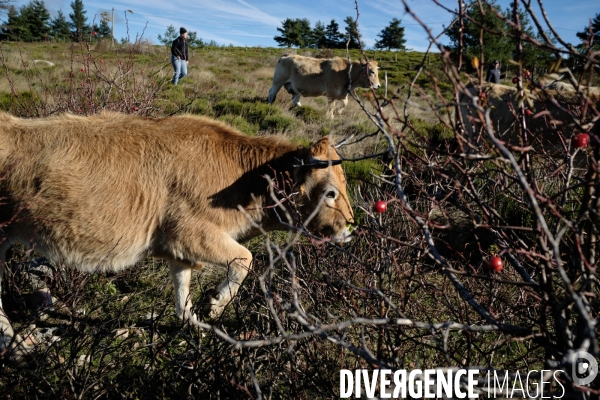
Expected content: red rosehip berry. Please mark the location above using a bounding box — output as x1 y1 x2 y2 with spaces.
488 256 503 272
374 200 387 213
574 133 590 148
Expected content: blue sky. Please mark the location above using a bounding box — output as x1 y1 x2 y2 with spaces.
10 0 597 51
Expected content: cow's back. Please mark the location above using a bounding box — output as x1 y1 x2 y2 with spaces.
460 83 594 147
0 112 296 272
276 55 349 98
0 113 171 271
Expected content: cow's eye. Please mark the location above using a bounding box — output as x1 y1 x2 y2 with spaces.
326 190 336 199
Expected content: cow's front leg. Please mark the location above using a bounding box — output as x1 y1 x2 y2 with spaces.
326 99 337 119
291 92 302 107
206 243 253 319
337 96 349 115
0 308 35 362
0 253 35 362
169 232 253 320
168 262 194 320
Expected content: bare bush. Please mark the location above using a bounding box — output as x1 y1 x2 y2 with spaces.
0 38 170 117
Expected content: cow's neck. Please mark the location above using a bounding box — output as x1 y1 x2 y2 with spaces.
349 61 364 89
233 141 308 233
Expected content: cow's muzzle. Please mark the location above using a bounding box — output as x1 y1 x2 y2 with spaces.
331 226 353 243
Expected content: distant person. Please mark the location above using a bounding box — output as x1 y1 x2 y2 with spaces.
486 60 501 84
171 27 189 85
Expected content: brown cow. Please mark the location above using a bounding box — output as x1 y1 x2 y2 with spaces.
267 54 380 118
0 111 354 358
458 82 599 147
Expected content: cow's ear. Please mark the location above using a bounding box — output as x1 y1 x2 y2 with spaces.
310 138 342 165
309 137 333 158
293 139 342 181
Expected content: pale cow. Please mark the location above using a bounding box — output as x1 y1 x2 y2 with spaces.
0 111 354 358
539 73 600 97
267 54 380 118
458 82 599 147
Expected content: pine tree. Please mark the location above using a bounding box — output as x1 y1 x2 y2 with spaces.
69 0 89 41
343 16 363 49
274 18 312 48
374 18 406 51
157 25 178 46
447 1 554 71
507 6 554 70
51 10 71 41
311 21 327 49
324 19 344 49
274 18 296 47
1 5 28 41
22 0 51 41
188 31 205 48
576 12 600 48
447 0 515 66
92 19 111 39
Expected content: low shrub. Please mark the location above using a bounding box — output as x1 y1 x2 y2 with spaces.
294 105 323 122
214 99 245 116
217 114 259 135
259 114 298 132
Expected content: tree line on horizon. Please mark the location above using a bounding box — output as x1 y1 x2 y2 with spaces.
274 0 599 71
0 0 110 42
0 0 597 70
273 17 407 51
444 0 599 70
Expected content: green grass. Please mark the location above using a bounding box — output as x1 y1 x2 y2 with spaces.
344 158 383 181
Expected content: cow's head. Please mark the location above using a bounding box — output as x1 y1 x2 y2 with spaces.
294 138 354 243
357 60 381 90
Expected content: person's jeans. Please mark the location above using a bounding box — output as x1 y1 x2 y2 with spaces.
172 55 187 85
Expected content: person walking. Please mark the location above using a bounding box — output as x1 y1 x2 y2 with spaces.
171 27 189 85
486 60 501 84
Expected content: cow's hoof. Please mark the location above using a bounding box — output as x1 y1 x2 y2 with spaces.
200 289 225 319
1 311 36 367
208 304 225 320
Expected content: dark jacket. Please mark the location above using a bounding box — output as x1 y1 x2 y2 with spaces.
171 36 188 61
486 67 500 84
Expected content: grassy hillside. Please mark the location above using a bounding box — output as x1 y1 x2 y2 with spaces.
0 41 444 134
0 39 598 399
